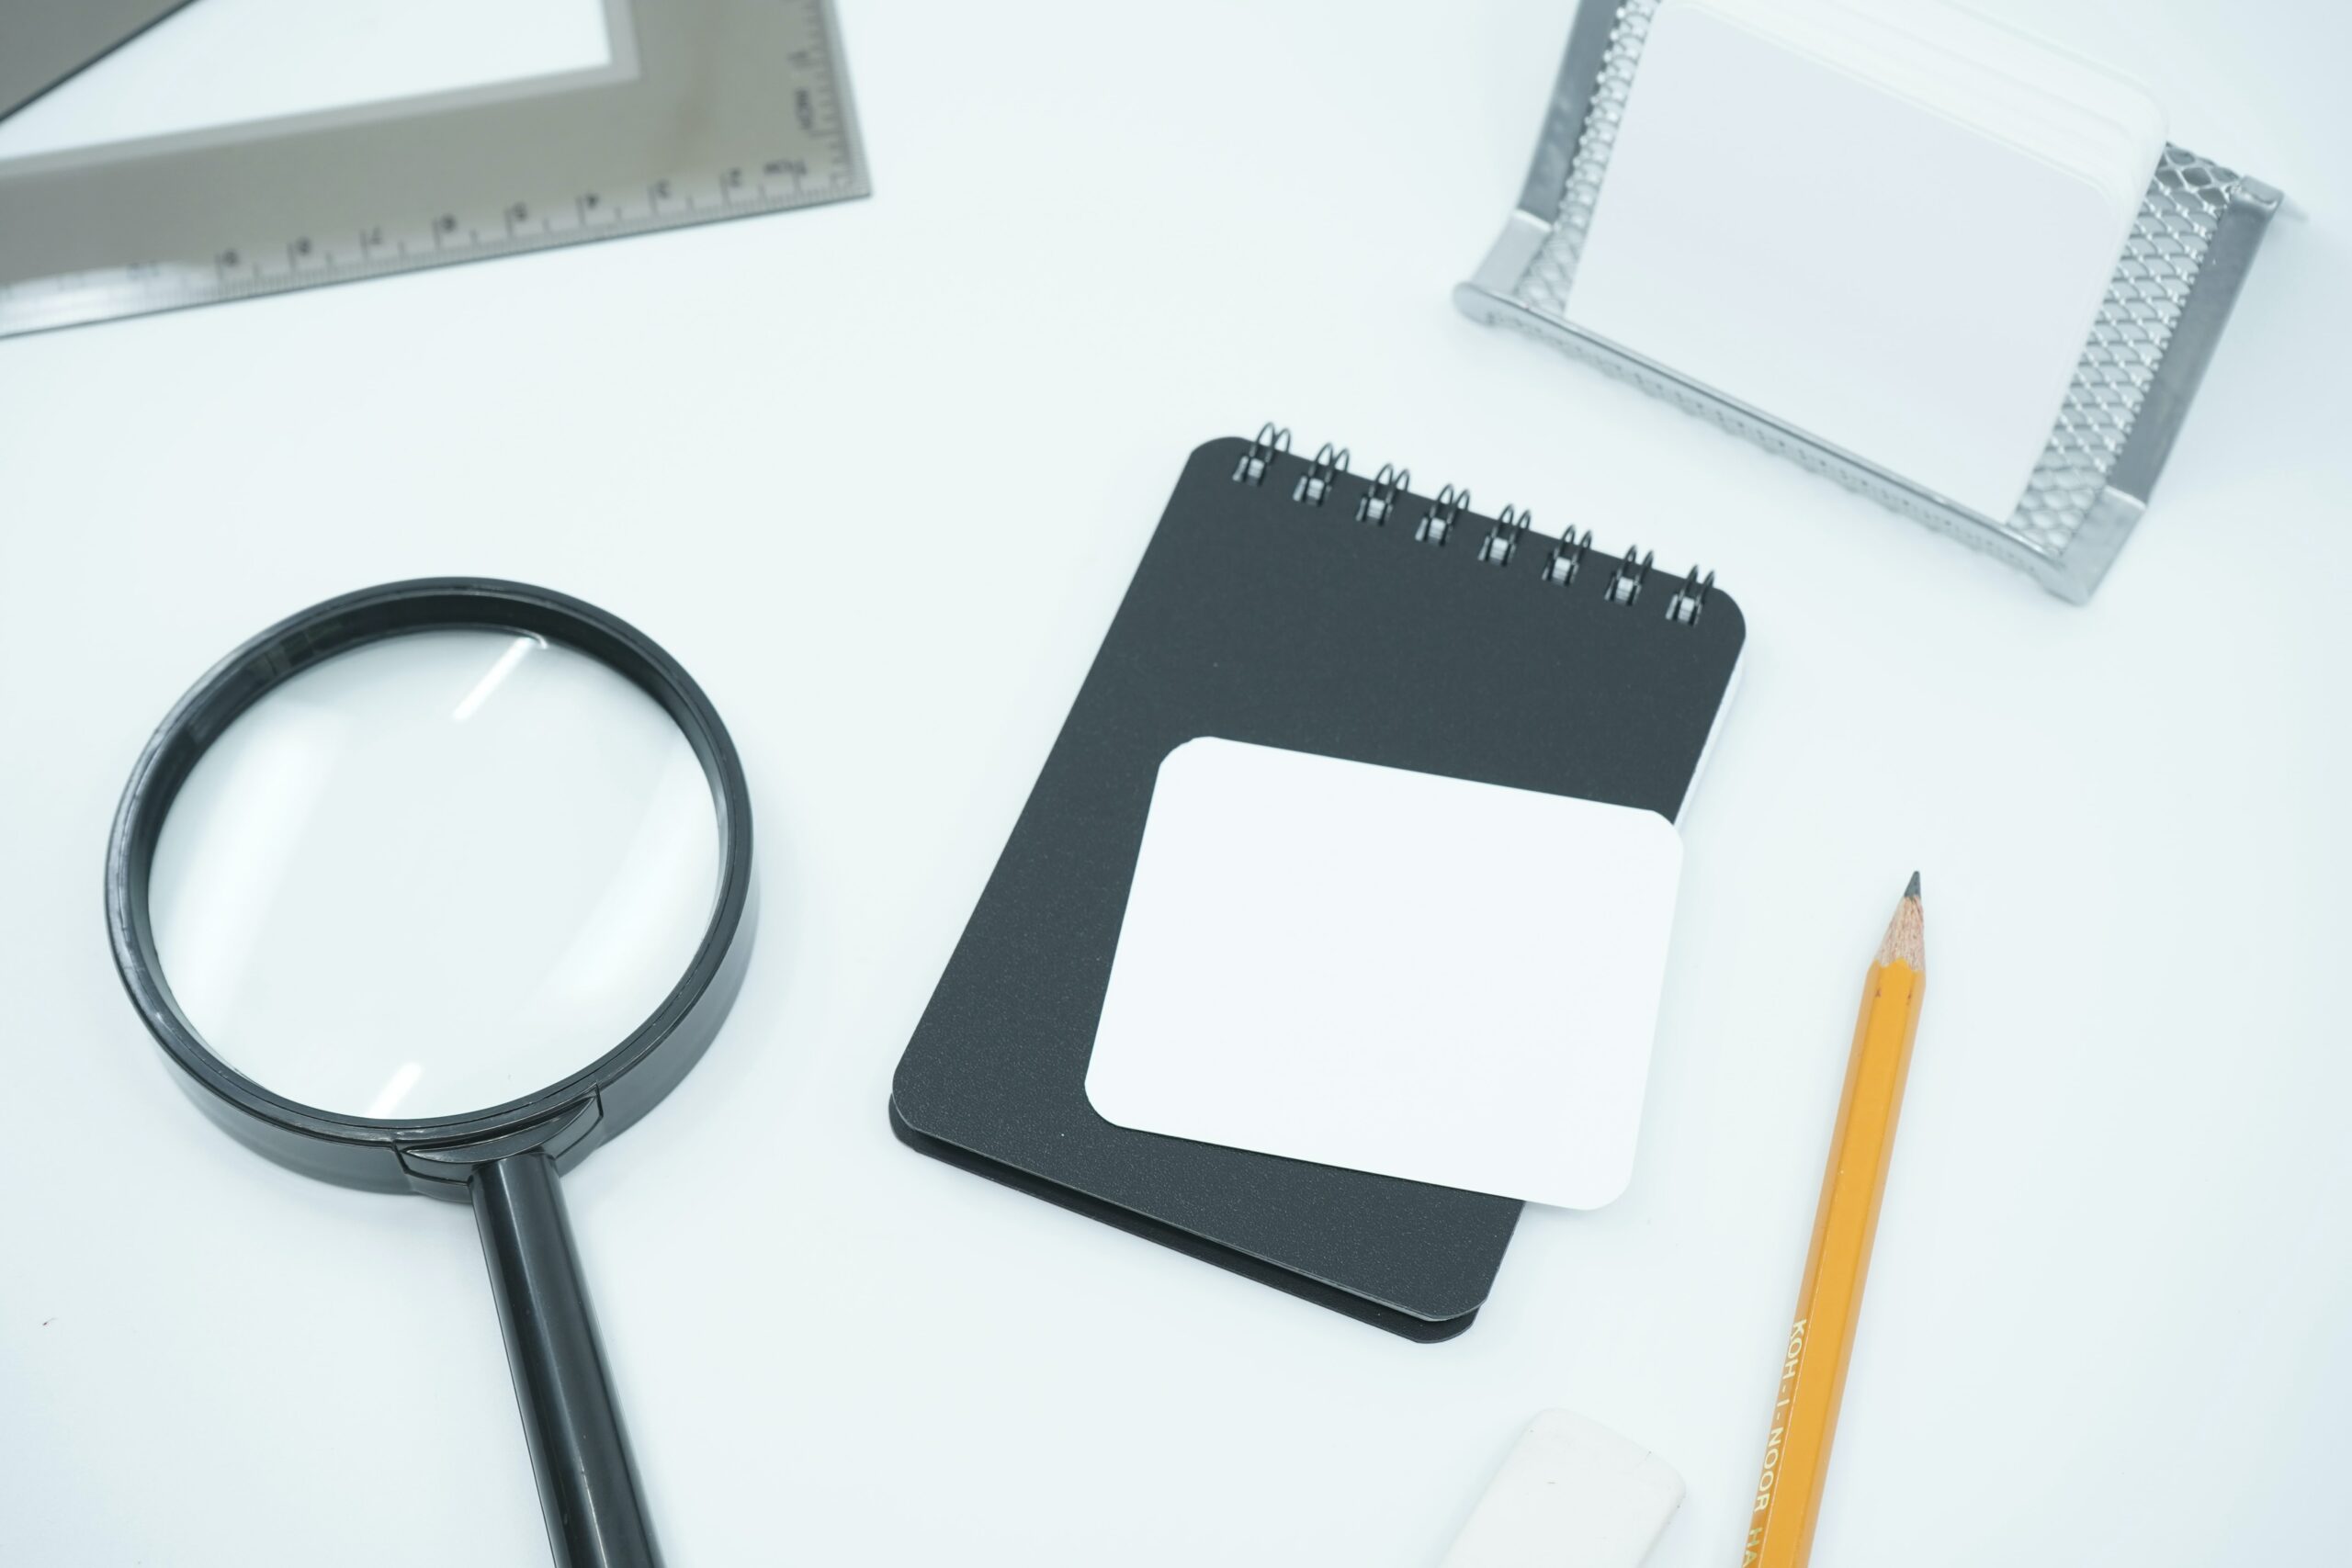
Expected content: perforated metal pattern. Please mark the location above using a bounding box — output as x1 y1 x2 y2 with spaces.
2009 149 2239 551
1508 0 2243 561
1518 0 1659 319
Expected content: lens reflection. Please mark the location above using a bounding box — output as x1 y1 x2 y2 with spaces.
148 629 720 1119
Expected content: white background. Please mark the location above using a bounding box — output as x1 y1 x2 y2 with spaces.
2 2 2346 1564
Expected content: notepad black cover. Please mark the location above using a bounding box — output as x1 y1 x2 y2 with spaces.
891 434 1745 1338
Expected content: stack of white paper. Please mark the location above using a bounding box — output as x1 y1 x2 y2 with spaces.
1563 0 2165 521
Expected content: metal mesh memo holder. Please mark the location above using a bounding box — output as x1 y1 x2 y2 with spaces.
1456 0 2282 602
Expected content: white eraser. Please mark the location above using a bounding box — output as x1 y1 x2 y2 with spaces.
1441 1410 1686 1568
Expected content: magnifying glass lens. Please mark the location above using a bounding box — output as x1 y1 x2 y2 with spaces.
113 583 752 1568
147 628 719 1120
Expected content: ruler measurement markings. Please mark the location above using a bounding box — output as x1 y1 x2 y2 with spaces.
0 0 867 338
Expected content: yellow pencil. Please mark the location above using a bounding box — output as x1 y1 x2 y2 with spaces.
1740 874 1928 1568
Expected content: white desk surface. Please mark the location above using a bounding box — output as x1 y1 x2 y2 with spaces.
4 2 2346 1562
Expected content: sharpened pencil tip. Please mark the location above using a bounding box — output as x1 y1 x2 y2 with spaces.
1878 874 1927 969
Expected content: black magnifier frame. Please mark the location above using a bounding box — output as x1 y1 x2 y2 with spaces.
105 578 754 1568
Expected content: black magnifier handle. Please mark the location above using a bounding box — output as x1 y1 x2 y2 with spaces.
472 1151 662 1568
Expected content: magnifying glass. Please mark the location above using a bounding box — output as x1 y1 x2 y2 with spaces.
104 579 754 1568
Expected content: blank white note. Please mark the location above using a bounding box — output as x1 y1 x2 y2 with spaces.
1083 739 1684 1210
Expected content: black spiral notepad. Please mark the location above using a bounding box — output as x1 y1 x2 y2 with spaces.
890 428 1746 1339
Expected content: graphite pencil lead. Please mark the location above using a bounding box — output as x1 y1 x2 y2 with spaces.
1905 870 1922 901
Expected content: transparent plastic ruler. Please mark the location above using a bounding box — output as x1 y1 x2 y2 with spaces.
0 0 867 338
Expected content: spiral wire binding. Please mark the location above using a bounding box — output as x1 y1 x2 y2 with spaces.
1664 566 1714 624
1605 548 1655 606
1357 464 1409 525
1246 425 1713 622
1294 443 1351 506
1544 528 1595 585
1234 423 1292 485
1478 506 1530 566
1417 486 1468 547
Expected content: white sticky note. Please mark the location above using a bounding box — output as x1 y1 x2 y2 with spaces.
1082 739 1683 1209
1563 0 2158 521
